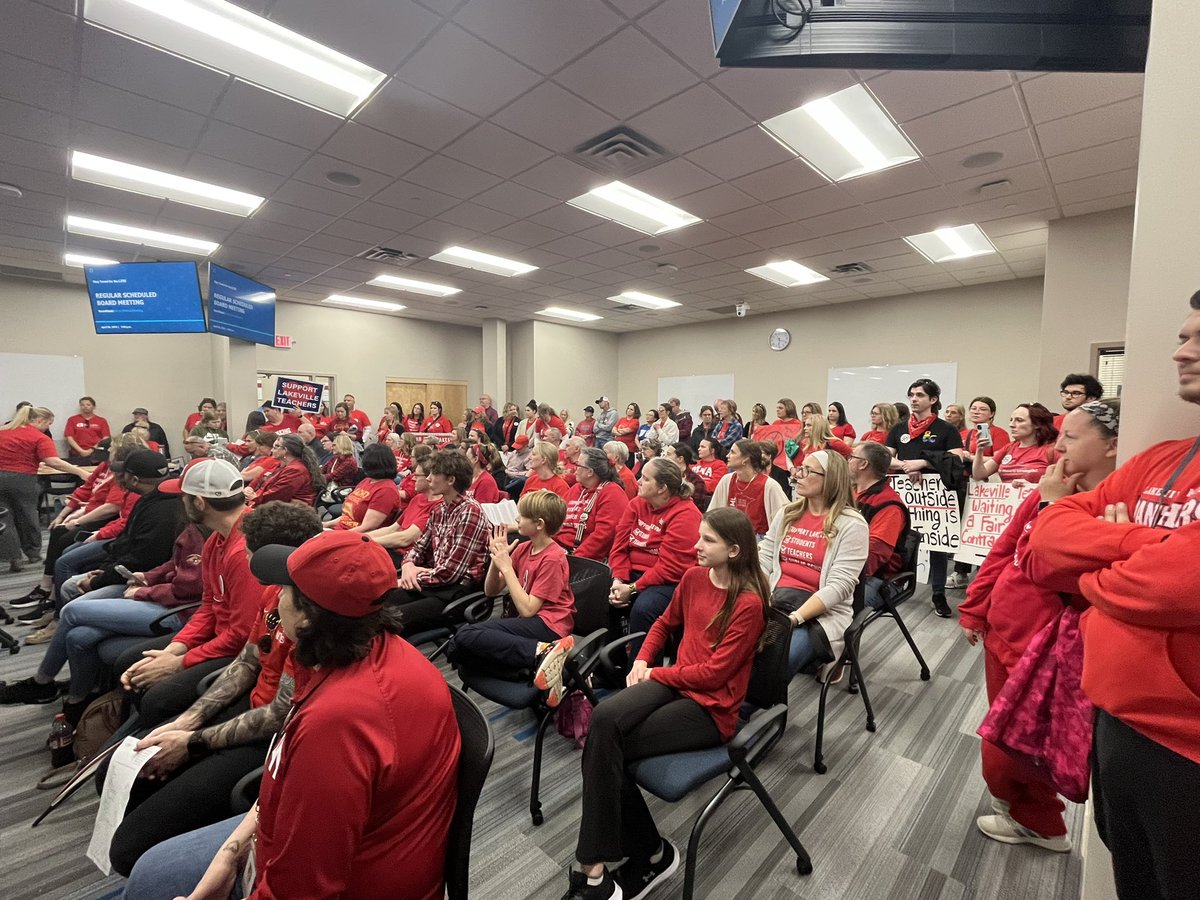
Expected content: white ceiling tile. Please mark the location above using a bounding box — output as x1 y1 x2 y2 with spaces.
456 0 624 75
69 122 190 174
1046 136 1140 184
685 126 794 183
923 129 1041 183
269 180 363 216
539 234 605 259
624 157 721 201
837 162 941 204
472 181 562 217
769 184 856 221
355 78 480 150
321 215 409 244
831 224 902 250
291 154 395 198
740 222 814 251
526 203 600 235
627 83 754 155
1000 245 1047 262
553 27 697 120
490 81 618 155
946 162 1050 206
804 205 881 237
397 24 541 117
371 180 460 217
441 123 554 178
869 186 959 223
320 123 429 177
732 159 828 202
1055 168 1138 206
512 156 600 201
576 220 650 248
991 228 1048 250
74 79 208 150
255 201 338 232
196 121 312 176
1061 193 1135 218
183 153 287 197
1035 97 1143 158
960 188 1058 223
437 201 517 233
1019 72 1143 125
154 204 249 235
708 205 789 237
711 67 856 122
0 1 75 70
234 217 316 246
867 70 1015 123
902 88 1026 156
676 183 758 219
606 0 664 17
489 220 565 248
0 132 65 175
267 0 441 73
66 180 163 217
211 80 343 150
399 155 502 200
0 51 72 116
637 0 723 78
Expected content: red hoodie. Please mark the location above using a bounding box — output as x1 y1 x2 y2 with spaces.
1024 438 1200 764
609 495 702 590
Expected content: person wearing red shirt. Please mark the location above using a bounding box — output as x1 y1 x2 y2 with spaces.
420 399 454 434
1024 300 1200 896
603 441 639 499
788 415 853 472
464 443 503 504
613 402 642 455
566 507 767 900
327 445 400 533
450 490 578 704
692 437 729 494
533 403 566 443
521 442 570 500
0 405 89 566
1052 373 1103 431
972 403 1057 484
827 401 856 442
183 398 218 444
107 502 323 877
609 458 703 655
850 442 911 609
370 456 442 559
247 434 324 508
259 403 302 435
301 411 329 439
709 439 789 537
957 399 1120 854
64 395 112 463
856 401 899 446
342 392 372 435
556 448 629 561
123 530 461 900
574 406 597 447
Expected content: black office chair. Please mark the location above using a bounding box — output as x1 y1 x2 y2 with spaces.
455 556 614 825
0 515 19 652
811 529 929 774
614 608 811 900
38 473 82 525
229 684 495 900
404 589 492 663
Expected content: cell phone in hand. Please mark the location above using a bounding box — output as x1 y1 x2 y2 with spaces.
976 422 991 445
116 565 145 584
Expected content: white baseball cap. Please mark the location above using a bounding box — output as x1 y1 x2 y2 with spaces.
160 458 245 499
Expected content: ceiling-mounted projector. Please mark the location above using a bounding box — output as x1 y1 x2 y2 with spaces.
710 0 1152 73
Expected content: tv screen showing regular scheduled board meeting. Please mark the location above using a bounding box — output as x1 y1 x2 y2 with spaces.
84 261 207 335
208 264 276 346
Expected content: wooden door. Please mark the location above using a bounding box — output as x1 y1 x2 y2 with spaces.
385 380 468 426
386 381 427 418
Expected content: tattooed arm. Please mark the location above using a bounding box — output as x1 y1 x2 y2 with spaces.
179 640 263 729
183 805 259 900
196 671 294 751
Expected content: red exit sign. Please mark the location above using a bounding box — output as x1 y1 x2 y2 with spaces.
274 335 293 349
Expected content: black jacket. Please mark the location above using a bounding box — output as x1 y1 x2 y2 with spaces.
122 421 171 457
93 488 183 589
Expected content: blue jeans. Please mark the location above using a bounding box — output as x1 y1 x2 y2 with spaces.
788 625 820 678
627 582 679 660
54 538 111 606
122 815 245 900
862 576 886 611
38 588 180 699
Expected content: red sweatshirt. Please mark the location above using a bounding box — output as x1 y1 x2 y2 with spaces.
1023 438 1200 764
637 566 766 740
556 481 629 561
94 488 139 541
65 463 111 512
172 519 261 668
254 459 315 506
130 524 206 616
609 495 702 590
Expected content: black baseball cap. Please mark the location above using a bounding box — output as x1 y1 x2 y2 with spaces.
122 450 170 478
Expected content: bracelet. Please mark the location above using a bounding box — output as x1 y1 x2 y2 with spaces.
790 610 805 625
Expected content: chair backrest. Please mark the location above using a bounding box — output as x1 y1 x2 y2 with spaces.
445 684 495 900
890 530 923 604
567 555 613 637
744 607 793 711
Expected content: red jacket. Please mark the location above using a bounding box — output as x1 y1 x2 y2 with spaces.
609 495 702 589
130 524 206 616
1023 438 1200 764
65 463 112 511
556 481 629 561
254 459 316 507
172 519 261 668
617 464 638 499
959 492 1077 669
94 488 139 541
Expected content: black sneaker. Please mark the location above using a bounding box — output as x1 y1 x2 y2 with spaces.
931 593 953 618
561 869 622 900
616 840 679 900
9 587 49 609
17 606 51 625
0 677 60 705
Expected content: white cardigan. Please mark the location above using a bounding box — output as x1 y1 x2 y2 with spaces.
649 418 679 446
759 507 869 660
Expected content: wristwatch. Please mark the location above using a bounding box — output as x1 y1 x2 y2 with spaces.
187 731 208 760
627 584 639 602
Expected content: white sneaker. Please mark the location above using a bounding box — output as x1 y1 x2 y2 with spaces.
991 796 1011 816
976 814 1071 853
945 572 970 590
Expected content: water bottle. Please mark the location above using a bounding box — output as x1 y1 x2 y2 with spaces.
48 713 75 769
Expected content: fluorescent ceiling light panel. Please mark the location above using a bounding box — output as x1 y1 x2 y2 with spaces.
903 224 998 263
83 0 386 116
66 214 219 255
745 260 829 288
608 291 680 310
429 246 537 277
71 151 264 216
323 294 405 312
760 83 920 182
64 252 120 268
367 273 461 297
539 306 602 322
568 182 701 235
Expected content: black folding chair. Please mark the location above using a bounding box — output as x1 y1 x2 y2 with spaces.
0 515 18 652
619 608 812 899
456 556 614 825
812 530 930 774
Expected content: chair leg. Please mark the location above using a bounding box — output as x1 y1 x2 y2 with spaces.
427 636 452 663
812 663 837 774
890 605 931 680
682 778 737 900
848 640 875 733
739 766 813 877
529 709 555 826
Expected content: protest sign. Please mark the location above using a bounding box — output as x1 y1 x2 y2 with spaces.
273 377 325 414
888 473 961 566
954 480 1035 566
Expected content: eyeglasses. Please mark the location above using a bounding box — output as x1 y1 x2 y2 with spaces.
797 466 826 478
1060 389 1088 398
849 455 868 463
257 608 281 655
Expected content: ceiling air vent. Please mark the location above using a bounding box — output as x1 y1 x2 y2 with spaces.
572 127 671 178
0 264 64 282
612 303 641 312
359 246 420 265
830 262 874 275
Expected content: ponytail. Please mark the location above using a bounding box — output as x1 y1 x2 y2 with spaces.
2 405 52 431
645 458 694 499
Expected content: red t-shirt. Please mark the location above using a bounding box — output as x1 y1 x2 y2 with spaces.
617 464 638 499
726 473 770 535
328 418 353 435
335 478 401 530
996 441 1055 483
421 416 453 434
400 493 441 532
777 511 828 591
522 471 569 499
261 414 302 435
534 416 566 440
174 520 261 668
348 409 371 433
964 423 1012 458
574 418 596 447
303 414 329 438
609 495 702 589
510 541 575 637
831 422 856 441
185 412 204 432
65 414 110 451
691 459 728 494
466 471 501 504
614 417 641 453
248 455 281 490
0 425 58 473
557 481 629 560
249 586 296 708
859 430 887 445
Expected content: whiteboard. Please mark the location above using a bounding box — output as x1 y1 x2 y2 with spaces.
827 362 958 437
0 352 87 453
657 373 735 422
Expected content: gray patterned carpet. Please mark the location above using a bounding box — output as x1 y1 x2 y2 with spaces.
0 552 1083 900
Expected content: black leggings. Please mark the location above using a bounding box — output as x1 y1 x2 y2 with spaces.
449 615 557 676
392 582 481 635
576 680 721 866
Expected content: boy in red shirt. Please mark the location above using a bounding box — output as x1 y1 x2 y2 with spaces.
1024 294 1200 897
449 489 578 706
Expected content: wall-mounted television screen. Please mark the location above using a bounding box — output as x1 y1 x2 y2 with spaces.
84 261 207 335
208 264 276 346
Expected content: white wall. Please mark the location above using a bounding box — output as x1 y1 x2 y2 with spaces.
617 278 1045 432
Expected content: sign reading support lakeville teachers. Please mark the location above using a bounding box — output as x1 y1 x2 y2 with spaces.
273 378 325 414
954 480 1035 566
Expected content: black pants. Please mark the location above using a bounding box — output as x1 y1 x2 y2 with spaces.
1092 709 1200 900
0 470 42 557
392 582 480 635
577 680 721 866
449 616 557 676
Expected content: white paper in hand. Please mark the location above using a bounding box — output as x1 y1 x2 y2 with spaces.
87 737 161 874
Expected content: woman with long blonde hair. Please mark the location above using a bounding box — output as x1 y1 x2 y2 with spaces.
858 401 899 445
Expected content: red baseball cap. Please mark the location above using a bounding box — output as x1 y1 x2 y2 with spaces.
250 531 397 618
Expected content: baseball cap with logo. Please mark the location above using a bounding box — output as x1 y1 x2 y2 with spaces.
121 450 170 479
513 434 530 449
159 458 244 498
595 396 609 404
250 531 396 618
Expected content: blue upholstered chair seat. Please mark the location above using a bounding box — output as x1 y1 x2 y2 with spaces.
632 746 735 803
464 673 540 709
